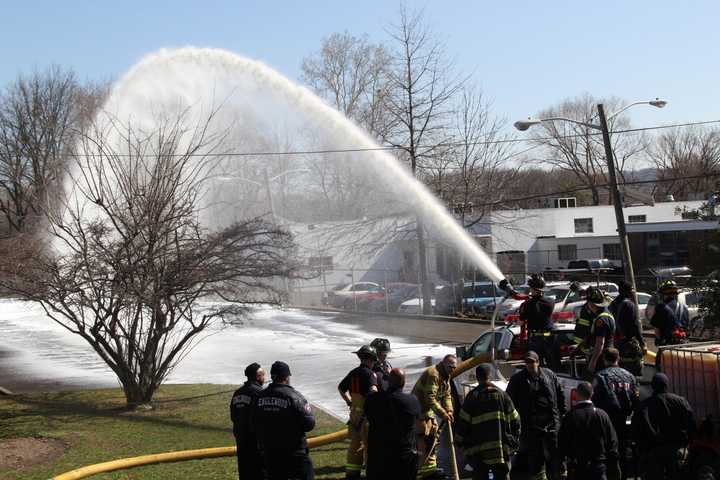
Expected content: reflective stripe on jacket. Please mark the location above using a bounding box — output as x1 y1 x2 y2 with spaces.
456 384 521 465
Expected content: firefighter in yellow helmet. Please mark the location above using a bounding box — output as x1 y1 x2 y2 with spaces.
412 354 457 479
338 345 379 479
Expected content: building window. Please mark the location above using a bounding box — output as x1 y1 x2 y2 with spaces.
574 218 594 233
553 197 577 208
558 244 578 261
308 256 333 272
628 215 646 223
603 243 622 261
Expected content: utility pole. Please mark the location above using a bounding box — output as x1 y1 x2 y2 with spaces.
263 168 290 302
597 104 637 293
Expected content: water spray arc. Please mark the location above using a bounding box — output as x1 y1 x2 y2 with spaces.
89 47 504 284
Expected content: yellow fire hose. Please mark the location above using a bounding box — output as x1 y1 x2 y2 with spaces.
53 351 490 479
53 429 347 480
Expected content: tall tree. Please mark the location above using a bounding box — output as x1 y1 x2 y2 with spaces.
428 86 518 229
0 66 78 232
0 110 298 407
531 93 647 205
382 6 464 312
301 32 391 139
649 126 720 201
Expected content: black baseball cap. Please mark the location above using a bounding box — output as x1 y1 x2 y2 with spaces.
270 361 291 377
244 362 261 378
524 351 540 363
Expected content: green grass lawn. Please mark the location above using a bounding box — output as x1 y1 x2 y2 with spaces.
0 384 348 480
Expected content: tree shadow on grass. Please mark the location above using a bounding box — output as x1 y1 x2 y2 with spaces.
0 392 235 436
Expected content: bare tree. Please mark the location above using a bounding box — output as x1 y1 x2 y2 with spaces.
429 86 518 229
301 32 391 139
649 126 720 200
0 110 297 407
0 66 78 232
382 6 464 312
531 93 647 205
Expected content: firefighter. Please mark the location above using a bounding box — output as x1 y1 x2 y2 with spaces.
584 286 616 375
338 345 379 479
364 368 421 480
632 373 696 480
370 338 392 392
412 354 457 479
559 381 619 480
456 363 521 480
609 280 646 376
230 362 266 480
254 361 316 480
506 350 565 480
500 274 556 367
592 348 639 480
650 280 689 346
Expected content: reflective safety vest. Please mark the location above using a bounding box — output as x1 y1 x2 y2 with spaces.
573 305 594 345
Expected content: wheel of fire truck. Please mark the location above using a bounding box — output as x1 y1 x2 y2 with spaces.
690 449 720 480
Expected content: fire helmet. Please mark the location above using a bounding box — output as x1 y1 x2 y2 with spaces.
586 286 611 307
354 345 377 361
370 338 391 353
658 279 679 295
527 273 546 290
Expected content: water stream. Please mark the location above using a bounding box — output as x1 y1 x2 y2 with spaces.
76 47 503 281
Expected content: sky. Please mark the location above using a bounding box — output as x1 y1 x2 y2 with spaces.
2 1 719 130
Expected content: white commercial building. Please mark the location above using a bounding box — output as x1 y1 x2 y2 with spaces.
487 200 706 273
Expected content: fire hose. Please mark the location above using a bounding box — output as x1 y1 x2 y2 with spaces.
53 348 492 480
53 348 652 479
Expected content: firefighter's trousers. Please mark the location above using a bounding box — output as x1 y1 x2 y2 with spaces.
345 408 368 479
416 416 442 478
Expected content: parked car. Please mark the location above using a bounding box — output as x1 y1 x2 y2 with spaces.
459 281 506 313
398 296 436 314
402 281 504 315
365 283 420 312
325 282 384 308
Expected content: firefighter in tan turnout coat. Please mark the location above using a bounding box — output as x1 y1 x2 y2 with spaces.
412 354 457 479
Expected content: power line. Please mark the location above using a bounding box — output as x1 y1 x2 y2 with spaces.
71 118 720 158
470 172 720 209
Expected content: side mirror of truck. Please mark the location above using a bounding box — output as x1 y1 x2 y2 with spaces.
455 345 468 360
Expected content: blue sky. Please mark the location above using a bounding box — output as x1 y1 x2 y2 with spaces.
2 1 718 128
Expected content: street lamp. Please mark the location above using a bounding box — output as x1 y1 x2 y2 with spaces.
514 98 668 295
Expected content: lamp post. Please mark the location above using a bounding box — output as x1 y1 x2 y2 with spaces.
514 99 667 295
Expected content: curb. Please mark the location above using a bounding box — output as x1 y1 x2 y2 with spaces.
288 305 493 325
